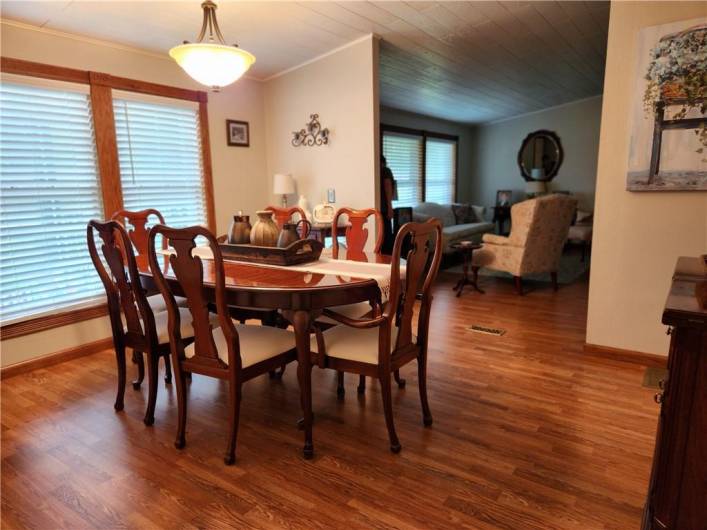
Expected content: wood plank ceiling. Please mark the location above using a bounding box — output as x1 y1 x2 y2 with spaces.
0 1 609 124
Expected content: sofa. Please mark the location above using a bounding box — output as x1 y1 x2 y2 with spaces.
412 202 495 253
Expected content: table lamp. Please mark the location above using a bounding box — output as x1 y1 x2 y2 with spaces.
526 180 547 198
273 173 295 207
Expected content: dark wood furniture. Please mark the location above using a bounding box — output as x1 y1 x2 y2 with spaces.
330 207 385 396
312 221 443 453
451 243 484 296
642 256 707 530
308 222 343 246
331 207 384 258
147 225 298 464
87 219 188 426
492 205 511 235
265 205 310 238
111 208 166 255
136 243 388 459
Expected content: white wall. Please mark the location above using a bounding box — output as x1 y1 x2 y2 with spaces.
1 20 269 367
264 36 379 213
379 106 476 204
469 96 603 211
586 2 707 356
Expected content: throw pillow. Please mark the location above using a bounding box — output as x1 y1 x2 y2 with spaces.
451 203 475 224
576 210 593 224
471 205 486 223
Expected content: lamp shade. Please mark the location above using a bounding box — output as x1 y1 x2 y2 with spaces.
273 173 295 195
169 43 255 89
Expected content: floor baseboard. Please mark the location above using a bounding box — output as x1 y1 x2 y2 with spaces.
1 337 113 379
583 343 667 368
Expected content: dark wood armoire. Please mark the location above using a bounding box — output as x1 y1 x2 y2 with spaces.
642 256 707 530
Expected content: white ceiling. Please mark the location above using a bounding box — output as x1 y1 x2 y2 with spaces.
0 1 609 123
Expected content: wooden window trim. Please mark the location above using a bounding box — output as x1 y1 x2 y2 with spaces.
380 123 459 203
0 304 108 340
0 57 216 339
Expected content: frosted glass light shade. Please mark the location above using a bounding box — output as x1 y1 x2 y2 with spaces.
169 43 255 89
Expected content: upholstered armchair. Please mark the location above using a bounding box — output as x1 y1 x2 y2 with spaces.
471 194 577 294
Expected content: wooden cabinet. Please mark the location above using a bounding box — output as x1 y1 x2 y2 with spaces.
643 257 707 530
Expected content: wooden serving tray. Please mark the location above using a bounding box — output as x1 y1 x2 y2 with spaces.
218 238 324 266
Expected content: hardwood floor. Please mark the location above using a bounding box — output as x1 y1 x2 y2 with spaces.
1 273 660 529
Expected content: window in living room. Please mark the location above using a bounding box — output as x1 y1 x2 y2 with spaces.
381 125 457 207
0 78 106 322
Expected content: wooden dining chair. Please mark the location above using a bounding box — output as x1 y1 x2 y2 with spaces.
87 219 204 426
311 220 443 453
148 224 298 464
112 208 188 382
326 207 385 396
265 205 310 237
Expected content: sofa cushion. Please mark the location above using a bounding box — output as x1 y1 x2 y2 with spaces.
441 222 495 249
472 205 486 223
413 202 456 227
452 203 475 224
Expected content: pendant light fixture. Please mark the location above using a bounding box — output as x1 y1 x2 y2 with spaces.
169 0 255 90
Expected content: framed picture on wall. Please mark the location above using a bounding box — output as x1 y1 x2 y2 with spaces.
226 120 250 147
496 190 512 206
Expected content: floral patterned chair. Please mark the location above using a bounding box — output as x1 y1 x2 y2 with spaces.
471 194 577 295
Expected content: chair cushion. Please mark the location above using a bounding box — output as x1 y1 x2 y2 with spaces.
315 301 375 326
147 294 188 313
124 307 217 344
184 322 295 367
310 325 404 365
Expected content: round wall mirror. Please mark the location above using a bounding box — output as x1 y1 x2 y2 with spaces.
517 130 563 181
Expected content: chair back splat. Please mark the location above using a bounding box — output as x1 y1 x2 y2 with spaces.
111 208 167 256
388 220 442 352
87 219 156 344
265 205 310 238
331 207 384 259
148 225 239 375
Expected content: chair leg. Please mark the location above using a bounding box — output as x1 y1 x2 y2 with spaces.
418 355 433 426
164 355 172 385
337 371 345 398
380 373 401 453
174 367 188 450
514 276 523 295
114 342 126 412
357 375 366 394
551 272 559 291
393 369 406 389
224 379 242 465
143 353 159 426
132 350 144 390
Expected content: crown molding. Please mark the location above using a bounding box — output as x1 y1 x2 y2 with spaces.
263 34 377 83
485 94 603 126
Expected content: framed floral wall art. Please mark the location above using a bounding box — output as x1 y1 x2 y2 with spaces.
626 18 706 191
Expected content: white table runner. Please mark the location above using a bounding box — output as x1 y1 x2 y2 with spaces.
158 247 403 301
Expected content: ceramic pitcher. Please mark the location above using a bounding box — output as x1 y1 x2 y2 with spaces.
227 214 251 244
250 210 279 247
277 219 311 248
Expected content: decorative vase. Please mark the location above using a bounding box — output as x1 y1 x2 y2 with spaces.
277 219 312 248
227 214 251 244
297 194 312 220
250 210 279 247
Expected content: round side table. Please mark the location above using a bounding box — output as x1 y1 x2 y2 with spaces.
451 242 484 297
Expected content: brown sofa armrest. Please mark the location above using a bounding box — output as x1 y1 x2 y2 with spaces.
482 233 515 246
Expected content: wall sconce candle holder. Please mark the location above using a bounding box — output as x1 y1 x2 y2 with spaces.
292 114 329 146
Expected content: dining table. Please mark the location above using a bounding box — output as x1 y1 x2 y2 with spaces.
135 247 393 458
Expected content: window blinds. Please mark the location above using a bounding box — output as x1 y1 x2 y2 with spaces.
382 131 423 208
113 97 207 228
425 137 457 204
0 81 105 322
